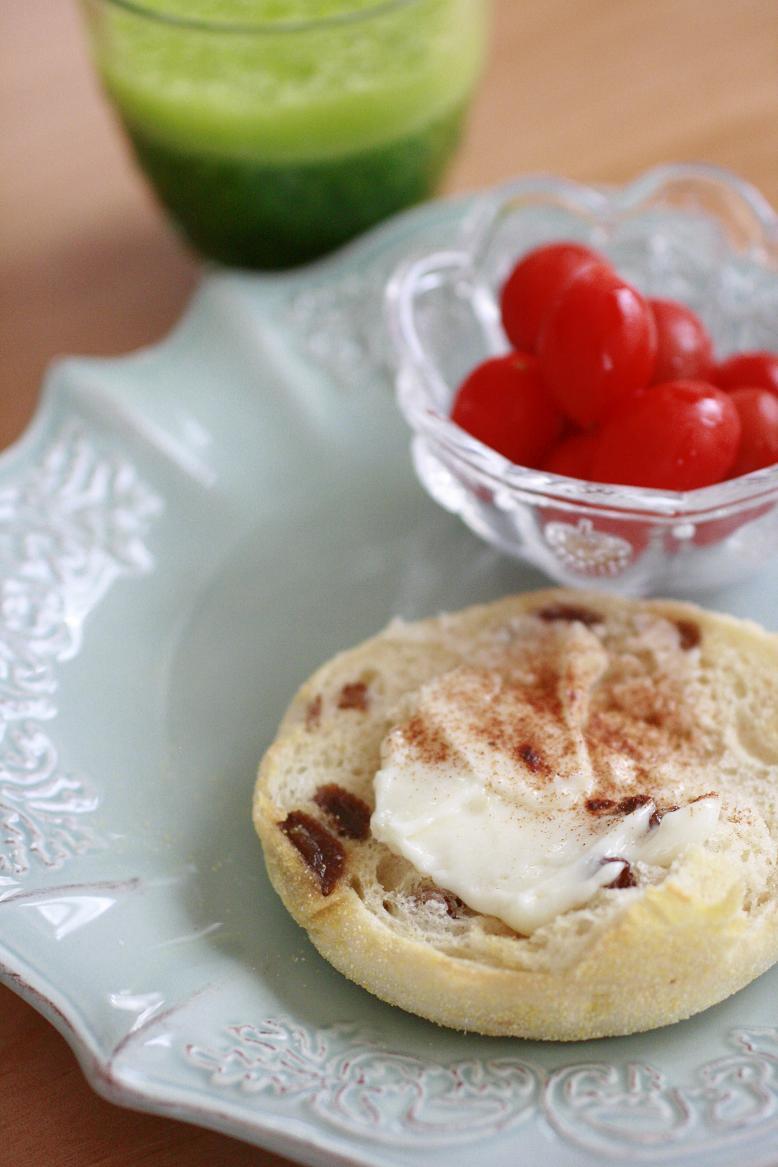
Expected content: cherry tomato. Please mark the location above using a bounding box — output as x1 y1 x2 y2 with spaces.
590 380 740 490
649 298 713 383
499 242 605 352
713 351 778 396
538 265 657 428
728 388 778 476
541 431 599 478
450 352 564 466
678 385 776 543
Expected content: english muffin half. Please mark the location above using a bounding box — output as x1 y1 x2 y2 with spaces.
254 589 778 1040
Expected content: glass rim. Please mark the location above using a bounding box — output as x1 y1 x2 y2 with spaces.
409 415 778 520
96 0 422 35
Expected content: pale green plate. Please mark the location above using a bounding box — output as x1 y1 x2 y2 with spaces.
2 200 778 1167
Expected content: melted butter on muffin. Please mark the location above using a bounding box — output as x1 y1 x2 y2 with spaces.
371 614 720 933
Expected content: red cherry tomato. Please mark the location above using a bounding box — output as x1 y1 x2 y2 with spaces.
713 351 778 397
541 431 599 478
728 388 778 476
499 242 605 352
649 298 713 383
538 265 657 428
450 352 564 466
590 380 741 490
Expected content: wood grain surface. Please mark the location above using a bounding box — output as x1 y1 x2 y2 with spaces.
2 1 778 1163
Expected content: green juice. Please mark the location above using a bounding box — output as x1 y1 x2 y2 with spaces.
85 0 487 267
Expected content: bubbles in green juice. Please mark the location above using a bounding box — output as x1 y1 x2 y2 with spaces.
97 0 485 160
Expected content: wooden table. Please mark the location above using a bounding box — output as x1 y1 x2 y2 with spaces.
2 1 777 1162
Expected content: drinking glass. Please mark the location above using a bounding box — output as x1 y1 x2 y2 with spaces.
82 0 488 268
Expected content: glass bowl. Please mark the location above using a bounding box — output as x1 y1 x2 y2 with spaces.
386 164 778 595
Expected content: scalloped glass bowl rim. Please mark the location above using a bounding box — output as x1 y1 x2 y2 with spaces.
388 163 778 522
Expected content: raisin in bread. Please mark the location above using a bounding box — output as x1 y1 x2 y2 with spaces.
253 589 778 1040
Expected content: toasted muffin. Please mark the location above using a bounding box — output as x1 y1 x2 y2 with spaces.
253 589 778 1040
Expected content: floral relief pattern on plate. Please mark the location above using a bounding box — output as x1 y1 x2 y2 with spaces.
544 1027 778 1160
186 1018 541 1146
187 1021 778 1159
0 421 162 878
541 1026 778 1162
283 219 453 391
285 264 396 389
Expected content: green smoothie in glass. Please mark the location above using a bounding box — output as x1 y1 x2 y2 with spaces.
83 0 487 267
